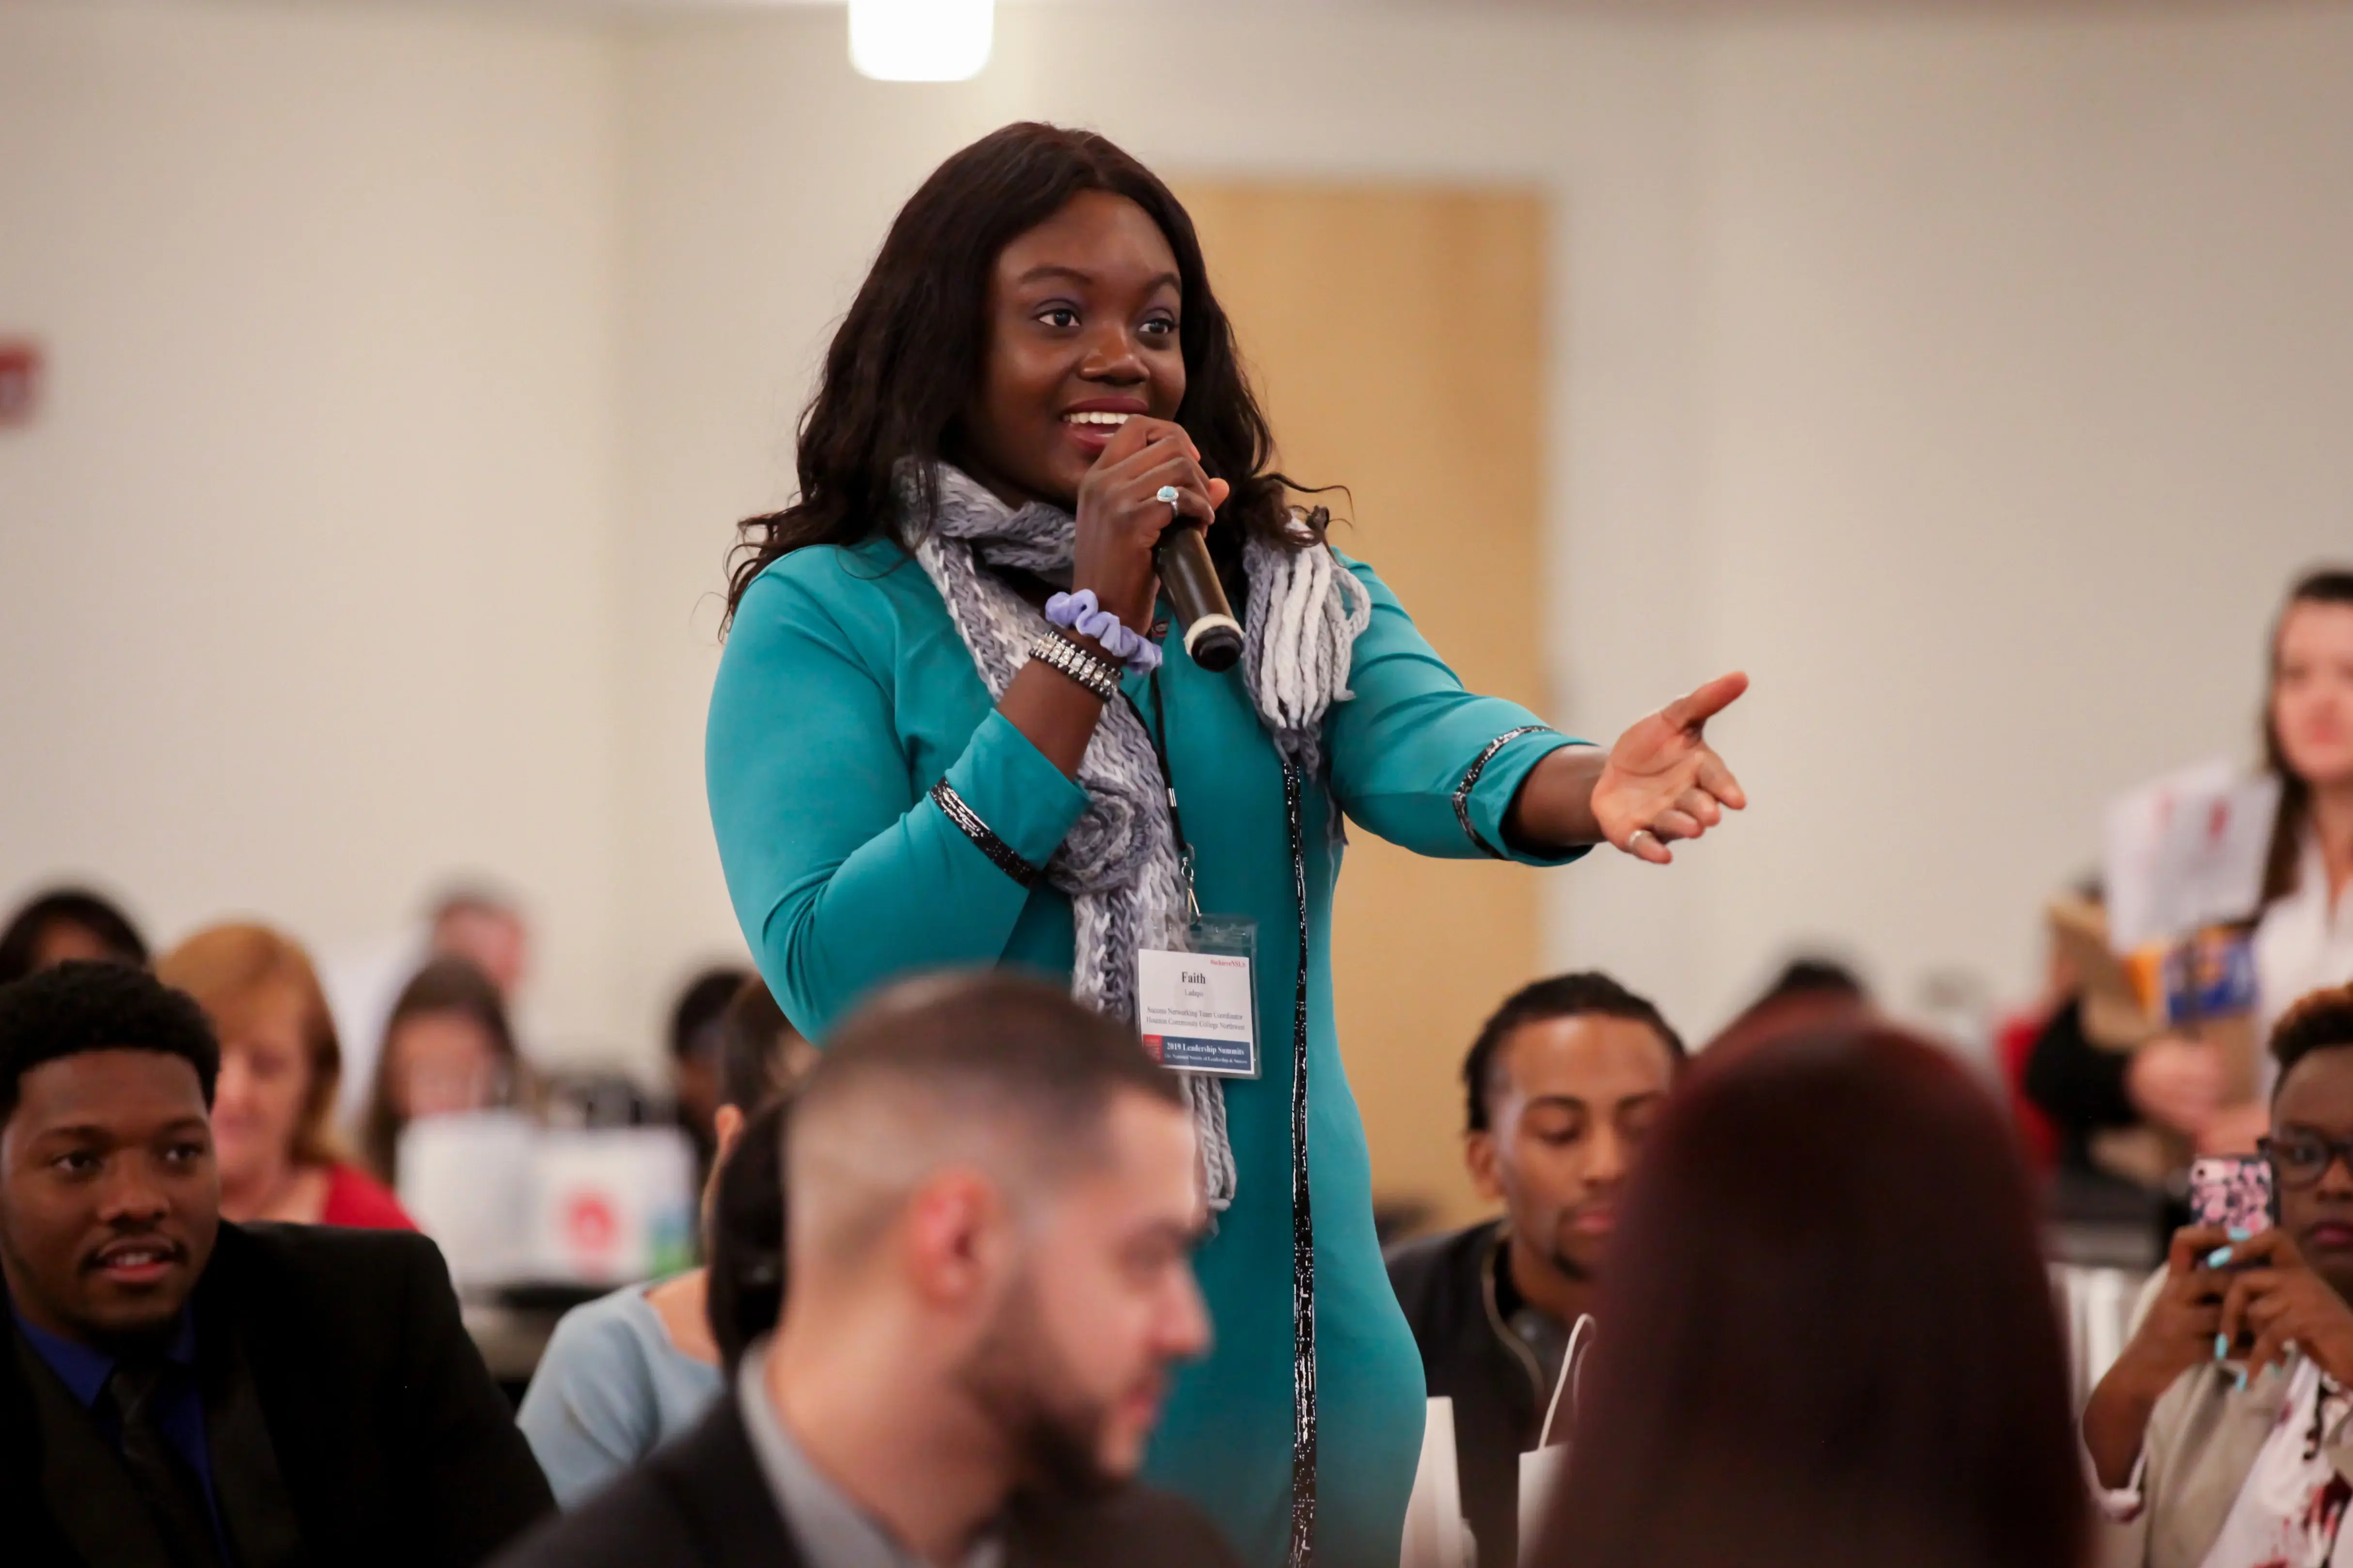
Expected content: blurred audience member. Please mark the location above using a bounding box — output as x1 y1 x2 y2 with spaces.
1385 972 1685 1568
0 962 552 1567
322 878 533 1124
665 965 751 1179
2082 985 2353 1567
1996 898 2080 1173
1533 1021 2083 1568
518 978 808 1507
429 885 531 1004
1720 953 1871 1041
703 1095 789 1376
712 978 815 1132
0 886 148 986
156 924 412 1229
2021 883 2224 1192
2153 567 2353 1161
2027 1004 2226 1178
2256 569 2353 1033
2179 569 2353 1158
493 972 1237 1568
360 956 526 1185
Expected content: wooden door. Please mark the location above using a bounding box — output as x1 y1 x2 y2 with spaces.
1174 182 1549 1233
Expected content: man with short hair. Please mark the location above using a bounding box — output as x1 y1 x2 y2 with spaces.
494 970 1241 1568
428 886 530 1004
1386 971 1687 1568
0 960 553 1568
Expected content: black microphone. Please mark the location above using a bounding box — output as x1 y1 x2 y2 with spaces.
1156 519 1244 672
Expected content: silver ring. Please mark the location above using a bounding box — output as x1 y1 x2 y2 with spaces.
1155 484 1182 520
1627 828 1657 850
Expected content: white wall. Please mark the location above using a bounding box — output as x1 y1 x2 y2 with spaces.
0 1 633 1051
10 0 2353 1081
613 0 2353 1046
1686 3 2353 1034
607 0 1716 1043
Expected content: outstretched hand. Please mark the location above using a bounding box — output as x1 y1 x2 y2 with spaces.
1590 673 1750 864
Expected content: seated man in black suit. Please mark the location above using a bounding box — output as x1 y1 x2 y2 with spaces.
0 960 553 1568
495 971 1241 1568
1386 972 1686 1568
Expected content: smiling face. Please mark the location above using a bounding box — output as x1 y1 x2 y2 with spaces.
0 1050 220 1348
2274 599 2353 793
1469 1013 1678 1283
953 189 1187 511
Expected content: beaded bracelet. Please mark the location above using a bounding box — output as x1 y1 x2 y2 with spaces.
1044 590 1163 675
1026 628 1121 702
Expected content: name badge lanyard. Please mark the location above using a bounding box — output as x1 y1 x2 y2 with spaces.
1125 674 1259 1080
1124 673 1200 923
1126 674 1319 1567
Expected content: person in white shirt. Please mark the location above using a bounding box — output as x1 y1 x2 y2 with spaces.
2174 569 2353 1159
2255 571 2353 1036
2083 985 2353 1568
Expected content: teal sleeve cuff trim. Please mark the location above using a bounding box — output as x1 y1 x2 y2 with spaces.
929 781 1039 888
937 709 1091 871
1461 728 1594 868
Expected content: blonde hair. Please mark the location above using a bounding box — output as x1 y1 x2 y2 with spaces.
156 923 347 1168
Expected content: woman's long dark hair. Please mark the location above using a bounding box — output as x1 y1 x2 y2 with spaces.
2261 566 2353 904
706 1094 790 1373
1532 1022 2085 1568
723 122 1309 629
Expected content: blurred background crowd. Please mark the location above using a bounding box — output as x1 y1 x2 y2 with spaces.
7 1 2353 1565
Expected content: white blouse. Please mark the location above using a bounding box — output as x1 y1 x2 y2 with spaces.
2195 1359 2353 1568
2256 831 2353 1040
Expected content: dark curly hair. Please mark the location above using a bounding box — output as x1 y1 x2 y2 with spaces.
0 960 219 1122
2271 983 2353 1093
723 121 1316 628
1463 971 1685 1133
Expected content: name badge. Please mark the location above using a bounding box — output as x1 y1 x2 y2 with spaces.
1138 915 1259 1079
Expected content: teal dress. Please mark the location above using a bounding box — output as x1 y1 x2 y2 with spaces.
705 536 1584 1568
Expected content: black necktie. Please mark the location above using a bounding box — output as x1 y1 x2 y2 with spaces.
102 1358 227 1568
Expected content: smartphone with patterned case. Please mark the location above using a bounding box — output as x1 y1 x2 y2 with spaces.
2188 1155 2274 1237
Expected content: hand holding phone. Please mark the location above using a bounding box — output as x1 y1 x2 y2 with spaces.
2210 1229 2353 1386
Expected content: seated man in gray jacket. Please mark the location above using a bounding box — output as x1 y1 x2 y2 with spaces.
2082 983 2353 1568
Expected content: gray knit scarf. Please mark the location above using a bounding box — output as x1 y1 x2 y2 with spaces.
910 464 1371 1213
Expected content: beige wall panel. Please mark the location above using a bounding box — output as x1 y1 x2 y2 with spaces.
1176 183 1549 1232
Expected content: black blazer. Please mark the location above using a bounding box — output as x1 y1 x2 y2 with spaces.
1387 1222 1548 1568
492 1393 1242 1568
0 1221 554 1568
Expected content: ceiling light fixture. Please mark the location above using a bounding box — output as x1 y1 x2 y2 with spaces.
848 0 995 83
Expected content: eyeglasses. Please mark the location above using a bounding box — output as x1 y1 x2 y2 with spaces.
2260 1132 2353 1190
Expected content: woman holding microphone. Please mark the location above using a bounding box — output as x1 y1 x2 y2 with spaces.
706 122 1748 1568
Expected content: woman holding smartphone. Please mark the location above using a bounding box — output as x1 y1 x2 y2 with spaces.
705 123 1749 1568
2083 986 2353 1568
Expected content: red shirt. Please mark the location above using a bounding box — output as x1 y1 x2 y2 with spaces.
318 1161 418 1231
